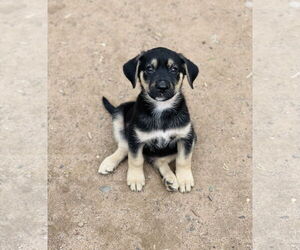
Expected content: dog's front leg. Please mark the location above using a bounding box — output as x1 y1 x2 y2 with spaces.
176 138 195 193
127 141 145 192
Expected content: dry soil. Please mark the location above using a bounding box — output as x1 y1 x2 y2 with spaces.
48 0 252 249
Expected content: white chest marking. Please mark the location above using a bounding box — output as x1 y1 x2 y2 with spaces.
135 123 191 143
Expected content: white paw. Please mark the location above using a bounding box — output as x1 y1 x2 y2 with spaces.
98 157 117 175
127 167 145 192
176 168 194 193
162 172 178 192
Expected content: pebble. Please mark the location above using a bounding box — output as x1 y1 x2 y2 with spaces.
99 186 112 193
78 222 84 227
189 224 196 232
185 215 191 222
280 216 289 219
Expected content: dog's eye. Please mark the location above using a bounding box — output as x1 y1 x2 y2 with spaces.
146 65 155 74
170 66 178 73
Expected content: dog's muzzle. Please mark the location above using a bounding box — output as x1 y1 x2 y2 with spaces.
156 80 170 91
149 80 174 101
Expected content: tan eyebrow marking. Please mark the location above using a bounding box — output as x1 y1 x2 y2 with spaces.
167 58 174 67
151 58 158 68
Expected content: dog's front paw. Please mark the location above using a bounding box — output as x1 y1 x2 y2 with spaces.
98 157 116 175
176 169 194 193
163 172 178 192
127 167 145 192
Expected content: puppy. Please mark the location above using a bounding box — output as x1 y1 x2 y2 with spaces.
99 47 199 193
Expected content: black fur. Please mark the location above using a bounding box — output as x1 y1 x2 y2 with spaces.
102 97 116 115
104 47 198 159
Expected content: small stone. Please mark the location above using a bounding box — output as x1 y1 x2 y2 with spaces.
185 215 191 222
78 222 84 227
246 72 253 78
99 186 111 193
238 215 245 219
59 164 64 169
280 216 289 219
64 13 72 19
189 224 196 232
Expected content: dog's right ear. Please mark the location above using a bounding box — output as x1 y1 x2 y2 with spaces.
123 52 144 88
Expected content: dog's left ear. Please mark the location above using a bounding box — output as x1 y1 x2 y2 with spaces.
123 52 144 88
180 54 199 89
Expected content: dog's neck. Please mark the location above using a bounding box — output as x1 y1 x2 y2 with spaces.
134 91 190 131
138 91 183 114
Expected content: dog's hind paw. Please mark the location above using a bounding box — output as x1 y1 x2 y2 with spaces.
98 158 116 175
163 173 178 192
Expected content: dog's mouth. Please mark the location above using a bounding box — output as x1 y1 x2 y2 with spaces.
149 91 174 102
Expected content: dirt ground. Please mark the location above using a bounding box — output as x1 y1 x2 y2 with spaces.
48 0 252 249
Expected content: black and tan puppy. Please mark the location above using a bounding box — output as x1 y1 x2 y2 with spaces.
99 47 199 193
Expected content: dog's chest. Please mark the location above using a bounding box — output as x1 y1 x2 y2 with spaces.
147 131 177 149
135 123 191 148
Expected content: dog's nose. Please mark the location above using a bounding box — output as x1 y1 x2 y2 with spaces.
156 80 169 90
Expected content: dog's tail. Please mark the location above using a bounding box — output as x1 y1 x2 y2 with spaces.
102 97 117 115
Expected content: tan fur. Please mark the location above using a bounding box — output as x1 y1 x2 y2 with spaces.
176 140 194 192
139 71 149 91
151 58 158 68
175 72 184 92
98 114 128 174
167 58 174 67
152 155 178 191
134 60 141 86
183 63 192 86
127 147 145 191
98 145 128 174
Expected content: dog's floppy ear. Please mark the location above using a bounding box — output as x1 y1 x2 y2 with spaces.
123 52 144 88
180 54 199 89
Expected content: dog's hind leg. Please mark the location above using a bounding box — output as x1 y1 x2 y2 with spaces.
153 155 178 192
98 113 128 174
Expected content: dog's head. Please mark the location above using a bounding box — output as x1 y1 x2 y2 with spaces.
123 47 199 101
